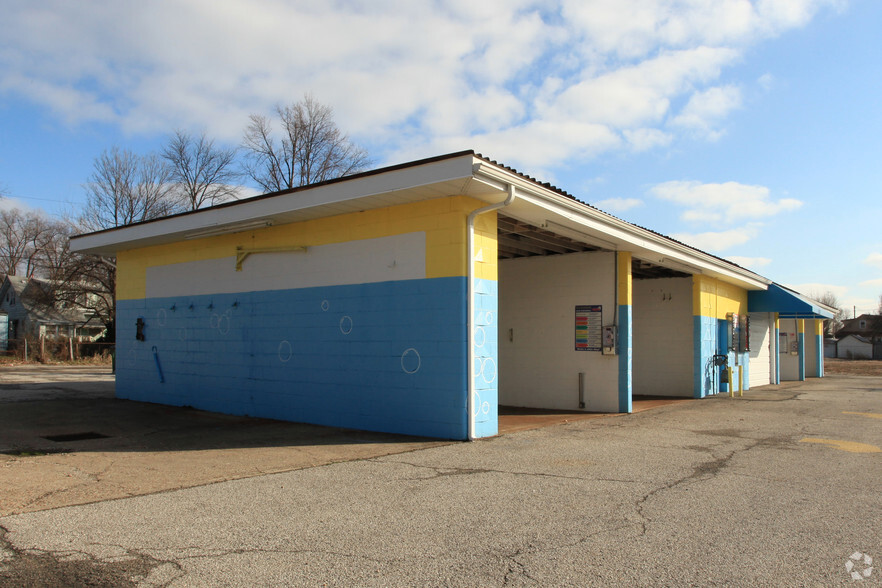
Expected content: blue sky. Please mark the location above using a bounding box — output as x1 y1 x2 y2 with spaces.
1 0 880 315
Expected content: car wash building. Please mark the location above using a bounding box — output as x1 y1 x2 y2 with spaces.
70 151 835 440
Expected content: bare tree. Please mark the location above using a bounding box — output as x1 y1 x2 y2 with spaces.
162 130 240 210
81 147 181 232
41 220 116 334
242 94 371 192
815 291 847 337
0 208 61 277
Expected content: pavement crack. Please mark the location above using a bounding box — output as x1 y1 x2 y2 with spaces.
0 526 183 587
368 458 606 483
633 436 779 536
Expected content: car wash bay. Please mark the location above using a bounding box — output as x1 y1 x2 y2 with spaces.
495 214 702 419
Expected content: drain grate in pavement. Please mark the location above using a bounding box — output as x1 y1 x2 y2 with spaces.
42 432 110 443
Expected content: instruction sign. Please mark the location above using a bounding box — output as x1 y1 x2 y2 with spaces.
575 305 602 351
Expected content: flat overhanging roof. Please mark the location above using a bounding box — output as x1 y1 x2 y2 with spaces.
70 150 771 291
748 283 836 319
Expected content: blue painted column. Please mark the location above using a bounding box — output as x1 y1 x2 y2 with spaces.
617 252 632 413
473 278 498 437
814 320 824 377
797 319 806 381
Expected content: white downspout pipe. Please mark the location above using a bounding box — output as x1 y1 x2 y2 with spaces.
466 183 516 440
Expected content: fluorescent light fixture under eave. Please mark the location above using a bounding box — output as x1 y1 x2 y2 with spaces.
184 220 274 240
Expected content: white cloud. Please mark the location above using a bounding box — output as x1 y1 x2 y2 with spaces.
593 198 643 213
650 180 802 223
670 85 742 140
0 196 34 213
0 0 843 167
862 253 882 270
859 278 882 287
726 256 772 269
672 224 761 252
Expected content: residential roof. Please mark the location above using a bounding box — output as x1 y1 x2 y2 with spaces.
70 150 772 290
0 275 92 326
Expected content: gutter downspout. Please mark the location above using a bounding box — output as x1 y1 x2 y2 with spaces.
466 183 516 440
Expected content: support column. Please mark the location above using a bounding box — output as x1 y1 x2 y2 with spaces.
797 319 806 381
774 313 781 385
617 252 632 413
814 319 824 377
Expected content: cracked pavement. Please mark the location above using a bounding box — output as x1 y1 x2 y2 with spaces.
1 373 880 586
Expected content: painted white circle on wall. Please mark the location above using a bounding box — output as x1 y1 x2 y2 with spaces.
321 300 330 311
156 308 167 327
474 326 486 348
401 348 421 374
480 357 497 384
339 316 353 335
278 340 293 362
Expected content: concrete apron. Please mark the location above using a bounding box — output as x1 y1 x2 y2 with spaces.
0 366 714 517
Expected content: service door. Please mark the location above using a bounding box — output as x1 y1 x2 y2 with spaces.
748 313 772 388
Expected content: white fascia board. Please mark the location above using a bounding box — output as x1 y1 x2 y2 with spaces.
71 154 478 256
473 162 770 290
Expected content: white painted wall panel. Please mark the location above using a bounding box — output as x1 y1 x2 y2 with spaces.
837 336 872 359
748 313 772 388
499 251 619 413
632 277 693 397
146 232 427 298
779 319 800 380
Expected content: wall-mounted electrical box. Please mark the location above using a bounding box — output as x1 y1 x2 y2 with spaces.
602 325 617 355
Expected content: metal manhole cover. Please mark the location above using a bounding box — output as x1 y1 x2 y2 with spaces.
42 432 110 442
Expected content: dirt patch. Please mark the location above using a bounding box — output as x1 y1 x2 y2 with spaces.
824 358 882 377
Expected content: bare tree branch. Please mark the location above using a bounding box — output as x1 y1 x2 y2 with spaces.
162 130 241 210
242 94 371 193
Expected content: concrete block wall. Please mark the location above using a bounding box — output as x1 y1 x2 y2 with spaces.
498 251 619 413
632 277 693 397
115 196 487 440
692 276 749 397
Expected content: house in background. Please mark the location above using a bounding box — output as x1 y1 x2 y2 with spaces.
835 334 874 359
834 313 882 359
0 275 105 348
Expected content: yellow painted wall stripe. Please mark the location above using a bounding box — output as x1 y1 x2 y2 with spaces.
617 251 632 306
118 196 494 300
692 275 748 319
800 438 881 453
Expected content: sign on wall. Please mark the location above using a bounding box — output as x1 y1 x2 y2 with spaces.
575 305 602 351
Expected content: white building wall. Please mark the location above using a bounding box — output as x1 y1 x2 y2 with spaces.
632 277 693 397
779 319 800 380
748 312 772 388
837 336 873 359
498 251 619 412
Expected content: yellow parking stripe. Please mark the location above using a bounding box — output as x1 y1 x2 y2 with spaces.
843 411 882 420
800 438 881 453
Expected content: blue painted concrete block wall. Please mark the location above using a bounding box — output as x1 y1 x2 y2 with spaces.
618 304 632 412
473 278 498 437
117 277 469 439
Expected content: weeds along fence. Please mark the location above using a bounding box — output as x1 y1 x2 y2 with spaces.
2 336 114 363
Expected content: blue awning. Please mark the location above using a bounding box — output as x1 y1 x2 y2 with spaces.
748 283 835 319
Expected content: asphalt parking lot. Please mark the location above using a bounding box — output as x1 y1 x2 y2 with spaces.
0 366 880 586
